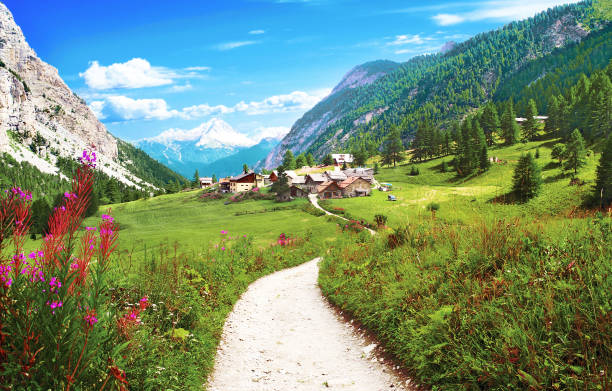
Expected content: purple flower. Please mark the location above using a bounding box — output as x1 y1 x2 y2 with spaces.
220 230 227 234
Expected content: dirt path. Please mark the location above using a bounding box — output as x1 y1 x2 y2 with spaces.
308 194 376 235
207 258 413 391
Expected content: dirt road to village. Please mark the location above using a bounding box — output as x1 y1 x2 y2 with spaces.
206 257 416 391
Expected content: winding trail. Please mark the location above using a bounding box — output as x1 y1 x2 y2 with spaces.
308 194 376 235
207 258 413 391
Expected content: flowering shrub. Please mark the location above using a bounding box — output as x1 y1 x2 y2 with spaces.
0 150 128 390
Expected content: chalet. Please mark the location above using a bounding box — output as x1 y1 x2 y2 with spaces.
218 178 231 193
339 176 371 197
284 170 299 184
269 171 278 182
291 175 306 186
332 153 353 166
316 181 343 199
199 177 213 188
343 167 374 183
229 171 265 193
290 185 308 198
304 173 327 193
325 170 348 182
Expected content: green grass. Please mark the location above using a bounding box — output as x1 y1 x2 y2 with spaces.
79 190 337 267
328 140 599 227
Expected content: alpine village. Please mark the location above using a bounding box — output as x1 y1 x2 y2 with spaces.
0 1 610 390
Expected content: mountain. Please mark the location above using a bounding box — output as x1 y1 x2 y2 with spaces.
0 2 185 191
264 1 609 168
136 118 280 177
263 60 399 168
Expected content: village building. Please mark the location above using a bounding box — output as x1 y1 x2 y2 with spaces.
269 171 278 182
332 153 353 166
199 177 213 188
343 167 374 183
304 173 327 193
325 170 348 182
262 174 271 186
338 176 371 197
316 181 343 199
284 170 299 185
291 175 306 187
229 171 265 193
218 178 231 193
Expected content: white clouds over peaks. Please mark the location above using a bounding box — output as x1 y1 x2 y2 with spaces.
432 0 581 26
89 89 331 122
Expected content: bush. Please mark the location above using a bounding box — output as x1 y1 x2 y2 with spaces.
301 202 325 217
409 165 421 176
374 214 388 226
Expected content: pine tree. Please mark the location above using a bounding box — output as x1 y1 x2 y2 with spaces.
105 179 121 204
523 99 538 141
295 154 306 168
501 100 520 145
352 147 367 167
594 136 612 208
212 174 217 183
551 143 567 165
322 154 333 166
544 95 560 135
480 103 500 146
381 127 404 168
192 169 200 187
512 153 542 201
306 153 315 167
271 166 290 198
564 129 587 176
30 198 51 235
479 144 490 171
374 162 380 174
282 150 296 170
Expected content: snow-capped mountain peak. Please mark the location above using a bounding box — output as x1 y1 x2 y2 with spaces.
145 118 256 149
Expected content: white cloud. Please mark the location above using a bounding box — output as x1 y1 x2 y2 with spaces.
89 95 178 122
249 29 265 35
79 58 175 90
388 34 432 46
214 41 259 50
90 89 331 122
432 13 466 26
168 83 193 93
184 66 211 71
252 126 290 142
432 0 581 26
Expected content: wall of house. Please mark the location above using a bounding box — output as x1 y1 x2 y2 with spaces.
230 182 255 192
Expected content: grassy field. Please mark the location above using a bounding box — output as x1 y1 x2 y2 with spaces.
78 190 338 267
326 139 599 227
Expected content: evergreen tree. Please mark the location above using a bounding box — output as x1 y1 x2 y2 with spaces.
594 136 612 207
212 174 217 183
479 144 490 171
480 103 500 146
85 190 99 217
501 100 520 145
30 198 51 235
374 162 380 175
544 95 560 135
243 163 249 174
564 129 587 176
551 143 567 165
192 169 200 187
523 99 539 141
381 127 405 167
512 153 542 201
352 146 367 167
282 150 296 170
443 132 451 155
105 179 121 204
295 154 306 168
306 153 315 167
322 154 333 166
270 166 290 198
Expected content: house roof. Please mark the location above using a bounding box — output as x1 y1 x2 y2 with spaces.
230 171 255 181
338 176 370 189
284 170 298 179
306 173 327 183
332 153 353 163
316 181 341 193
199 177 213 182
291 175 306 184
325 170 348 181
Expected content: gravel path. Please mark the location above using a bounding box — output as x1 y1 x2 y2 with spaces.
207 257 413 391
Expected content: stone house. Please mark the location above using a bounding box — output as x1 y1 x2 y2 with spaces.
339 176 371 197
304 173 327 193
316 181 343 199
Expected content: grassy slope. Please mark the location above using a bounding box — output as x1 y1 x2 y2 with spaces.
326 139 599 227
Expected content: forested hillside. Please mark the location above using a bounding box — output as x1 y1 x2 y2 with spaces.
266 0 610 165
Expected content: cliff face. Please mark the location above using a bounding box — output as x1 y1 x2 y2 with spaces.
0 3 158 188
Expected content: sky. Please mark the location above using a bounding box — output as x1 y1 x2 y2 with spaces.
4 0 579 145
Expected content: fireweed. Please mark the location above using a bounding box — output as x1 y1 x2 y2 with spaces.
0 150 129 390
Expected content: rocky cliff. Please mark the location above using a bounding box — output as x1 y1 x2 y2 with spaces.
0 2 152 188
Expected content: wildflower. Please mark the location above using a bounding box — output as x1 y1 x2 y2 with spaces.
221 247 225 251
85 226 96 231
101 214 114 222
84 311 98 327
220 230 227 234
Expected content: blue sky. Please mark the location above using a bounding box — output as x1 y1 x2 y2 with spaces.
5 0 579 144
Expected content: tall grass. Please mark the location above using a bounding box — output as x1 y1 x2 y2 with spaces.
319 215 611 390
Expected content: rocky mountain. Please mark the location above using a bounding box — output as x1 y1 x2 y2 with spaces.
263 1 607 168
136 118 280 177
262 60 399 168
0 2 182 189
